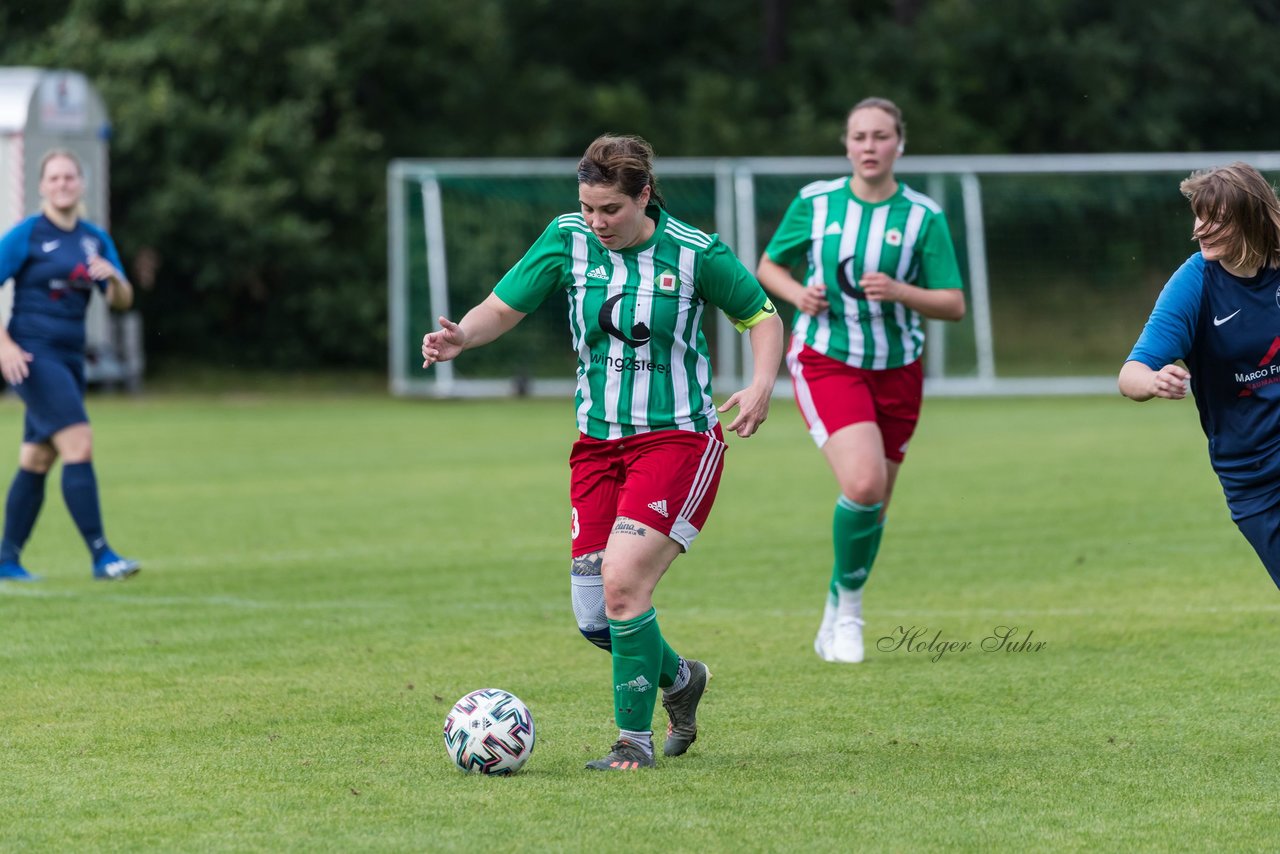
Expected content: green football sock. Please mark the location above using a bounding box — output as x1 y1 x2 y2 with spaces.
830 495 884 592
608 608 670 732
658 641 680 690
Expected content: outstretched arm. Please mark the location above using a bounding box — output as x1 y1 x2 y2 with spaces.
718 312 784 438
422 292 527 368
1119 359 1189 401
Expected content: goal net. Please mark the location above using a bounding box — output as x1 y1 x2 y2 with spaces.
389 152 1280 397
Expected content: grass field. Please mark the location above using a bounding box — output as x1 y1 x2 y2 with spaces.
2 389 1277 852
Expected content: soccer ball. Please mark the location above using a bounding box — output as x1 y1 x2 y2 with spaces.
442 688 535 775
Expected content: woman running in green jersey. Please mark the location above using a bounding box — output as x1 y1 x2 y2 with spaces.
756 98 966 664
422 134 783 770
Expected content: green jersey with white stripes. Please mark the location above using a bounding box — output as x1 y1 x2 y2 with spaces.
764 180 963 369
494 205 773 440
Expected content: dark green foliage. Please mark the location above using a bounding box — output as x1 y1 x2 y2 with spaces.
2 0 1278 369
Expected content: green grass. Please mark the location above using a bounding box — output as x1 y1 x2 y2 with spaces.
2 391 1277 852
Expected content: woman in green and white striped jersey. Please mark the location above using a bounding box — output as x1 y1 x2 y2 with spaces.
422 134 784 770
757 98 966 665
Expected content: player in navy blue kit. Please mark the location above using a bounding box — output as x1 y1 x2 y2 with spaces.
1121 162 1280 589
0 149 140 582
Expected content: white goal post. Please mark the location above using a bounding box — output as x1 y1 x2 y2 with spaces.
389 152 1280 398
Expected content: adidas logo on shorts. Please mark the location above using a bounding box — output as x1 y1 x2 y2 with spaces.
647 499 669 518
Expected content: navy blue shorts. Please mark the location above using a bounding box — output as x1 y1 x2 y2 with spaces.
9 344 88 444
1234 509 1280 590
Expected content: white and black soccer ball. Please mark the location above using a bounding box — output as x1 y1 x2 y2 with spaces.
442 688 535 775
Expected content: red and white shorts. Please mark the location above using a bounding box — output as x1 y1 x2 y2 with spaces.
787 341 923 462
569 425 726 557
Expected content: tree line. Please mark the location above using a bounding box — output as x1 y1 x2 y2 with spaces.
2 0 1277 372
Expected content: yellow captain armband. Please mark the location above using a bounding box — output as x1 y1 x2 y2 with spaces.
730 299 778 333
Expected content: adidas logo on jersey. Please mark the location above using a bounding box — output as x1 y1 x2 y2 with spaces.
615 675 652 693
647 499 669 518
824 221 842 235
587 265 610 280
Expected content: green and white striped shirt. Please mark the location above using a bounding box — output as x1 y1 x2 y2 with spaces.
494 205 772 440
765 180 963 369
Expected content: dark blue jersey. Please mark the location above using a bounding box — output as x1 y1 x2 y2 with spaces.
0 214 120 353
1128 252 1280 519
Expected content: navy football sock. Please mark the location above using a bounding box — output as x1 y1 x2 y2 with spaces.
61 462 109 560
1 468 47 564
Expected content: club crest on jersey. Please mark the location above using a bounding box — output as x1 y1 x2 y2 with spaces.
885 228 903 246
1274 282 1280 309
657 271 679 292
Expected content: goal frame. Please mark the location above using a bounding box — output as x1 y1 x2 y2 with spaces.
389 152 1280 398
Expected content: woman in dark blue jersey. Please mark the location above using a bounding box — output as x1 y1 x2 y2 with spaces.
0 149 140 581
1120 162 1280 589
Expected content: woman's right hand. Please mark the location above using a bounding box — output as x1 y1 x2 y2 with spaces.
795 283 830 316
0 339 32 385
757 255 828 317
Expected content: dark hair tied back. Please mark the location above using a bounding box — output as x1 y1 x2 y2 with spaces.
577 134 665 209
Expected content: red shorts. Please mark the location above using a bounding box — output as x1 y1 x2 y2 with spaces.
569 426 727 557
787 341 923 462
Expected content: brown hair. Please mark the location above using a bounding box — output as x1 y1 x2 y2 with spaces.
576 134 665 208
1181 162 1280 271
847 97 906 147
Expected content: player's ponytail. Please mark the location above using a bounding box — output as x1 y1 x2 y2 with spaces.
577 135 665 209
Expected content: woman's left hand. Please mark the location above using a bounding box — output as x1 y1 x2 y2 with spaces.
858 272 900 302
718 384 771 438
87 257 121 284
